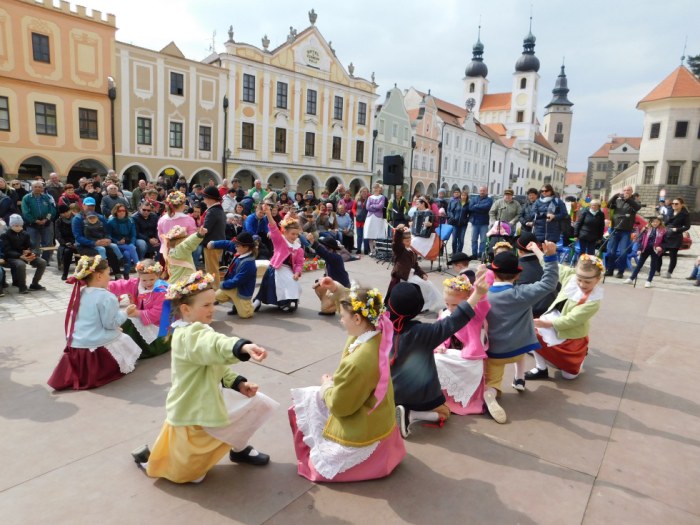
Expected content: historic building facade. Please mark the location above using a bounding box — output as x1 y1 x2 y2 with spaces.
586 136 641 199
0 0 116 183
207 13 378 195
372 86 413 191
403 92 440 196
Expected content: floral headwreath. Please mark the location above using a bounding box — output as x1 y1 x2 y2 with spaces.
348 286 385 326
579 254 604 272
443 275 472 293
280 216 301 230
164 225 188 240
493 241 513 252
165 271 215 300
72 255 103 281
165 191 187 207
135 261 163 274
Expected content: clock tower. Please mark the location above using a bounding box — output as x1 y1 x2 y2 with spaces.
543 63 574 164
509 24 540 142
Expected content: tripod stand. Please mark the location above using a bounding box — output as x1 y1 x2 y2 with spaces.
426 223 454 274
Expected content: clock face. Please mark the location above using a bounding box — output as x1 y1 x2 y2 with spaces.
466 98 476 110
515 93 528 106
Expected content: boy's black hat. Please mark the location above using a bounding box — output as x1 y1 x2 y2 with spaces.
487 251 522 274
449 252 470 265
318 236 341 250
233 232 256 247
202 186 221 201
516 232 538 252
388 282 424 320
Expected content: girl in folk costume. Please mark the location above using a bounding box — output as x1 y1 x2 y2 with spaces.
131 272 278 484
208 231 258 318
108 259 171 359
253 202 304 313
623 216 665 287
47 256 141 390
363 183 388 256
289 281 406 482
483 241 515 286
525 254 604 381
163 225 206 285
157 191 197 259
434 275 490 415
389 275 489 439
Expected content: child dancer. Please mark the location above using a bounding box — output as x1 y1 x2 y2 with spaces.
253 203 304 313
390 275 489 438
307 234 350 316
108 259 171 358
623 216 665 288
163 225 206 284
526 254 604 380
289 281 406 482
47 256 141 390
434 275 490 415
131 271 278 483
208 232 258 318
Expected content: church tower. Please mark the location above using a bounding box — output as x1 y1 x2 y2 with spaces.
463 27 489 119
509 21 540 141
543 63 574 164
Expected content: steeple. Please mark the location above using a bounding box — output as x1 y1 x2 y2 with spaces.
465 25 488 78
515 16 540 73
545 62 573 108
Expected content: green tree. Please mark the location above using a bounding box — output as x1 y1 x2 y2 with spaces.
687 54 700 78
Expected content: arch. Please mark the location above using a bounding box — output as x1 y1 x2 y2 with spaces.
121 162 152 183
413 181 425 196
16 154 56 181
461 184 470 192
451 184 460 193
266 171 291 190
66 158 109 186
155 165 183 189
234 168 260 191
472 184 478 193
0 159 7 178
191 168 222 188
440 182 449 190
296 173 322 194
426 182 437 197
348 177 365 197
325 175 343 193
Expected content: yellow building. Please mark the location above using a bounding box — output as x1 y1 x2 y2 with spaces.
207 12 378 194
0 0 115 183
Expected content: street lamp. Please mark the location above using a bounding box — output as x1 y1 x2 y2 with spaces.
409 136 416 196
222 95 229 180
370 129 378 186
107 76 117 171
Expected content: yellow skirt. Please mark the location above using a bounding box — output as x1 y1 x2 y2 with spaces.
146 423 230 483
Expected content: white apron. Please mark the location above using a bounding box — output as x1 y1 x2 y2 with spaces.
274 265 301 301
434 349 484 406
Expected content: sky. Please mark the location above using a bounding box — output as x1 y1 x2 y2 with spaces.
83 0 699 173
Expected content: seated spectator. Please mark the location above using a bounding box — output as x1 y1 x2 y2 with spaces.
133 202 160 259
73 200 122 278
107 204 139 277
58 184 83 209
226 213 244 239
336 202 354 252
222 188 238 213
0 214 47 293
55 204 78 280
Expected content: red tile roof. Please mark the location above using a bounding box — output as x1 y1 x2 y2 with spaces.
637 66 700 105
483 123 507 136
480 93 511 111
415 90 467 118
475 122 505 147
565 172 586 186
589 137 642 158
534 132 556 152
407 109 420 121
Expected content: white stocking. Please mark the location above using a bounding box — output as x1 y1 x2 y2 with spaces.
533 352 547 370
409 410 439 423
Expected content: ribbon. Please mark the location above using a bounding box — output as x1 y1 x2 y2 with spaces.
64 277 85 347
157 299 173 338
368 311 393 414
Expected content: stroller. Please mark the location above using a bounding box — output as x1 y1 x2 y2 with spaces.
482 221 513 263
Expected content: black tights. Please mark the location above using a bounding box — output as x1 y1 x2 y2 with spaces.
656 249 679 275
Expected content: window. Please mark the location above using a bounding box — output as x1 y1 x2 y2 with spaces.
199 125 211 151
306 89 317 115
355 140 364 163
276 82 288 109
444 156 450 173
377 147 384 163
241 122 254 149
242 74 255 103
274 127 286 153
379 119 385 134
618 162 629 172
392 123 398 138
644 165 655 184
305 132 315 156
0 96 10 131
649 122 660 139
137 117 152 145
675 121 688 138
34 102 57 135
357 102 367 125
421 156 426 170
429 157 434 171
170 72 184 96
520 78 527 89
31 33 50 63
516 111 524 123
334 96 343 120
667 165 680 185
454 158 459 172
469 83 475 93
445 132 449 146
556 122 563 133
492 160 496 172
691 165 697 185
169 121 183 148
498 162 502 173
413 155 418 169
332 137 342 160
697 123 700 139
78 108 98 139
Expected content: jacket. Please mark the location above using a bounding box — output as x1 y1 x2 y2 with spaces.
54 216 76 246
607 193 641 232
268 219 304 273
107 216 136 245
353 198 368 225
312 241 350 287
21 192 56 225
67 287 127 348
211 246 257 298
517 253 558 318
101 194 129 217
548 266 602 340
574 209 606 242
72 212 109 248
447 198 470 227
0 229 32 258
489 198 521 226
638 227 665 253
391 228 426 281
519 200 536 231
243 214 269 238
202 203 226 244
662 208 690 250
387 196 409 224
530 197 569 242
133 211 159 242
469 195 493 226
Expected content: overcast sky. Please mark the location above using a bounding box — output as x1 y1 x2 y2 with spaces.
85 0 699 172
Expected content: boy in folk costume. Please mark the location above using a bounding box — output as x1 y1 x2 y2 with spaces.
131 272 278 484
208 232 258 318
307 234 351 316
163 225 207 285
289 281 406 482
108 259 171 359
390 275 489 438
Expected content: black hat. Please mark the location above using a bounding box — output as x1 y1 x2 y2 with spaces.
57 204 71 214
449 252 470 265
318 236 341 250
487 251 522 274
388 282 424 320
516 232 538 252
233 232 256 247
460 269 476 284
202 186 221 201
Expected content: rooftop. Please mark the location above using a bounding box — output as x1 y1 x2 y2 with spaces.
637 66 700 106
480 93 512 112
589 137 642 158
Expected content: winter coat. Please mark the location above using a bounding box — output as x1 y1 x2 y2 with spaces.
55 216 76 246
447 198 470 227
107 216 137 245
530 197 568 242
662 208 690 250
574 209 605 242
607 193 641 232
468 195 493 226
0 229 32 258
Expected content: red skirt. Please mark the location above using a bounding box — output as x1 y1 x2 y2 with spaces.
536 333 589 376
47 346 124 391
288 407 405 483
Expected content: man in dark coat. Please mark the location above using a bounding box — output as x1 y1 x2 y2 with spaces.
604 185 641 278
202 186 226 288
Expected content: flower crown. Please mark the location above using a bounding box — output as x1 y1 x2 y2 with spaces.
443 275 472 293
493 241 513 252
280 216 300 230
348 286 385 325
579 254 604 272
165 191 187 207
73 255 102 281
135 261 163 274
164 225 188 240
165 271 214 300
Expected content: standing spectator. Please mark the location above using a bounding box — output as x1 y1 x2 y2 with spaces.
469 186 493 259
353 187 369 254
133 202 160 259
519 188 539 233
75 177 88 198
339 189 354 218
336 202 354 252
21 180 56 264
201 186 226 288
434 188 449 214
55 204 78 280
9 179 27 205
387 187 409 229
0 214 47 293
624 216 665 287
573 199 605 255
530 184 569 243
45 172 64 204
489 188 521 230
447 189 470 255
604 185 641 278
101 184 129 218
0 185 18 223
659 197 691 278
218 178 230 198
131 179 147 210
58 184 83 209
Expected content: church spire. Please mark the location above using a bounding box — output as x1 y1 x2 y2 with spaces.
545 61 573 108
465 24 488 78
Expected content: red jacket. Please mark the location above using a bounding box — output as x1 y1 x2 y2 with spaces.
638 227 665 253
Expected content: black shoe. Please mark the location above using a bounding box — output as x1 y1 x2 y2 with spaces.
512 378 526 391
61 275 68 281
615 272 624 279
318 311 335 316
604 271 613 277
227 306 238 316
524 367 549 380
131 444 150 465
229 445 270 466
19 287 30 295
29 283 46 291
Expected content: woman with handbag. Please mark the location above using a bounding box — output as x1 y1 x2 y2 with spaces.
658 197 691 278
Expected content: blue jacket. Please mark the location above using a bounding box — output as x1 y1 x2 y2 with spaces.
107 216 137 245
212 246 256 299
312 241 350 287
468 195 493 226
21 192 56 225
72 212 109 248
244 214 269 238
447 198 470 226
530 197 568 242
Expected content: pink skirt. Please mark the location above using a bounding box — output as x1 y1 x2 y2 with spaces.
288 406 405 483
47 346 124 390
443 379 485 415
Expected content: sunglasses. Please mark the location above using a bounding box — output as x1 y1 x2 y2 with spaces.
672 202 681 205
